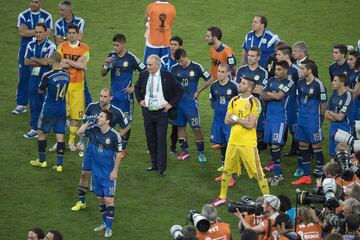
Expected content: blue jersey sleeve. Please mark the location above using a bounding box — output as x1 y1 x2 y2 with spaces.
280 79 294 96
24 43 33 59
130 53 146 72
38 72 49 91
198 63 211 81
340 92 353 115
316 80 327 102
111 130 122 153
84 125 97 138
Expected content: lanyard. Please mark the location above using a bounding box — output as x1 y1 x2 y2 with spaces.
33 39 47 58
250 32 265 49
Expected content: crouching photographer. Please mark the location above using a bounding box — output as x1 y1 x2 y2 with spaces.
170 225 198 240
196 204 232 240
232 195 280 240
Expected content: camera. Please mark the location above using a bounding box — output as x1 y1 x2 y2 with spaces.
334 150 360 179
187 210 210 233
296 178 339 210
334 128 360 152
83 115 97 123
170 225 184 240
324 213 346 234
228 195 263 215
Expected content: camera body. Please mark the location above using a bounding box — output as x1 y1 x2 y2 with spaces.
334 150 360 180
334 126 360 152
228 196 263 215
170 225 184 240
324 213 347 234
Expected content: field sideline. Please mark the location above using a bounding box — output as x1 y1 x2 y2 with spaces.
0 0 359 239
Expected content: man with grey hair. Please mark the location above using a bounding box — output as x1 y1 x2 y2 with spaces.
292 41 318 77
135 54 183 176
196 204 231 240
343 198 360 216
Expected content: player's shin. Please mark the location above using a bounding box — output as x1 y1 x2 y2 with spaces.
68 126 78 144
178 138 189 152
220 171 231 200
56 142 65 166
78 185 88 203
271 147 281 176
98 202 107 224
106 205 115 230
299 146 311 176
313 147 324 171
220 144 227 165
122 129 131 149
38 139 47 163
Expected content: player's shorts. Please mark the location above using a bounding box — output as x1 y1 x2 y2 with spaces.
210 118 230 144
295 121 322 144
37 114 66 134
111 99 134 122
92 175 116 197
174 100 200 128
144 45 170 63
66 82 85 120
329 122 351 157
82 145 92 171
264 120 286 145
224 144 265 180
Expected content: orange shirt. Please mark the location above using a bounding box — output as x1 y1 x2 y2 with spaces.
146 1 176 47
335 175 360 188
197 222 231 240
296 223 322 240
57 41 89 84
210 43 236 79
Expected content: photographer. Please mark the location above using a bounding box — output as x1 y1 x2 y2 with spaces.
234 195 280 240
296 207 322 240
334 144 360 189
170 225 199 240
274 214 300 240
196 204 232 240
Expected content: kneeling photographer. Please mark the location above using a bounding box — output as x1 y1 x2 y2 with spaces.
170 225 198 240
196 204 232 240
232 195 280 240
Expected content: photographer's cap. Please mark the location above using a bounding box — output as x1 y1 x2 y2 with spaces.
263 195 280 210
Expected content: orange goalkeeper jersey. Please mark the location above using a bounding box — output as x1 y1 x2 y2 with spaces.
57 41 89 84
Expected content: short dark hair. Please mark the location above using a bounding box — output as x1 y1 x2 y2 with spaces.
255 15 268 28
170 35 183 46
181 225 198 240
276 60 290 70
334 73 348 85
274 213 292 229
302 59 317 75
333 44 348 56
242 76 256 90
240 229 258 240
277 195 292 212
355 56 360 70
207 26 222 40
101 109 113 122
174 48 187 60
277 45 292 58
59 0 72 8
349 50 359 58
345 214 360 232
36 22 47 32
67 23 79 33
30 228 45 239
249 47 261 56
113 33 126 43
49 230 63 240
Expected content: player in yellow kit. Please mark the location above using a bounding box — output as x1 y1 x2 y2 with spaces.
211 76 269 206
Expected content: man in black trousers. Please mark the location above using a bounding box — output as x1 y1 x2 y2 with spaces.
135 54 183 176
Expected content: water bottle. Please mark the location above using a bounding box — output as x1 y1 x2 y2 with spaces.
108 54 116 69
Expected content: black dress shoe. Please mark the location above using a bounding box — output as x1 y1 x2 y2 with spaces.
146 166 157 171
158 171 166 176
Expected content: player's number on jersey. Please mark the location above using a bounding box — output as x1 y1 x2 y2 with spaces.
220 96 226 104
182 78 188 87
56 83 67 101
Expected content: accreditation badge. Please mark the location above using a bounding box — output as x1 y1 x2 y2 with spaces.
148 98 160 111
31 67 40 76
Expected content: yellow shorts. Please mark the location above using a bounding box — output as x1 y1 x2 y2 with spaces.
224 144 265 180
66 83 85 120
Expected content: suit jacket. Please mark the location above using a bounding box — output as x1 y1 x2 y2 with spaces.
134 70 183 120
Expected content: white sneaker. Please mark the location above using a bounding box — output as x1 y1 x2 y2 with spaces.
49 143 58 152
68 143 77 152
23 129 38 139
12 105 26 114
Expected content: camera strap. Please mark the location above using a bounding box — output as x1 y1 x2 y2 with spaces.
266 219 271 239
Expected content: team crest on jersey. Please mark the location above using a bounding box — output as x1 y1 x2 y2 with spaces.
123 61 128 67
105 138 110 144
262 38 267 44
39 18 45 23
245 104 250 110
189 70 195 77
227 89 232 95
309 88 314 94
254 75 260 81
279 84 284 89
